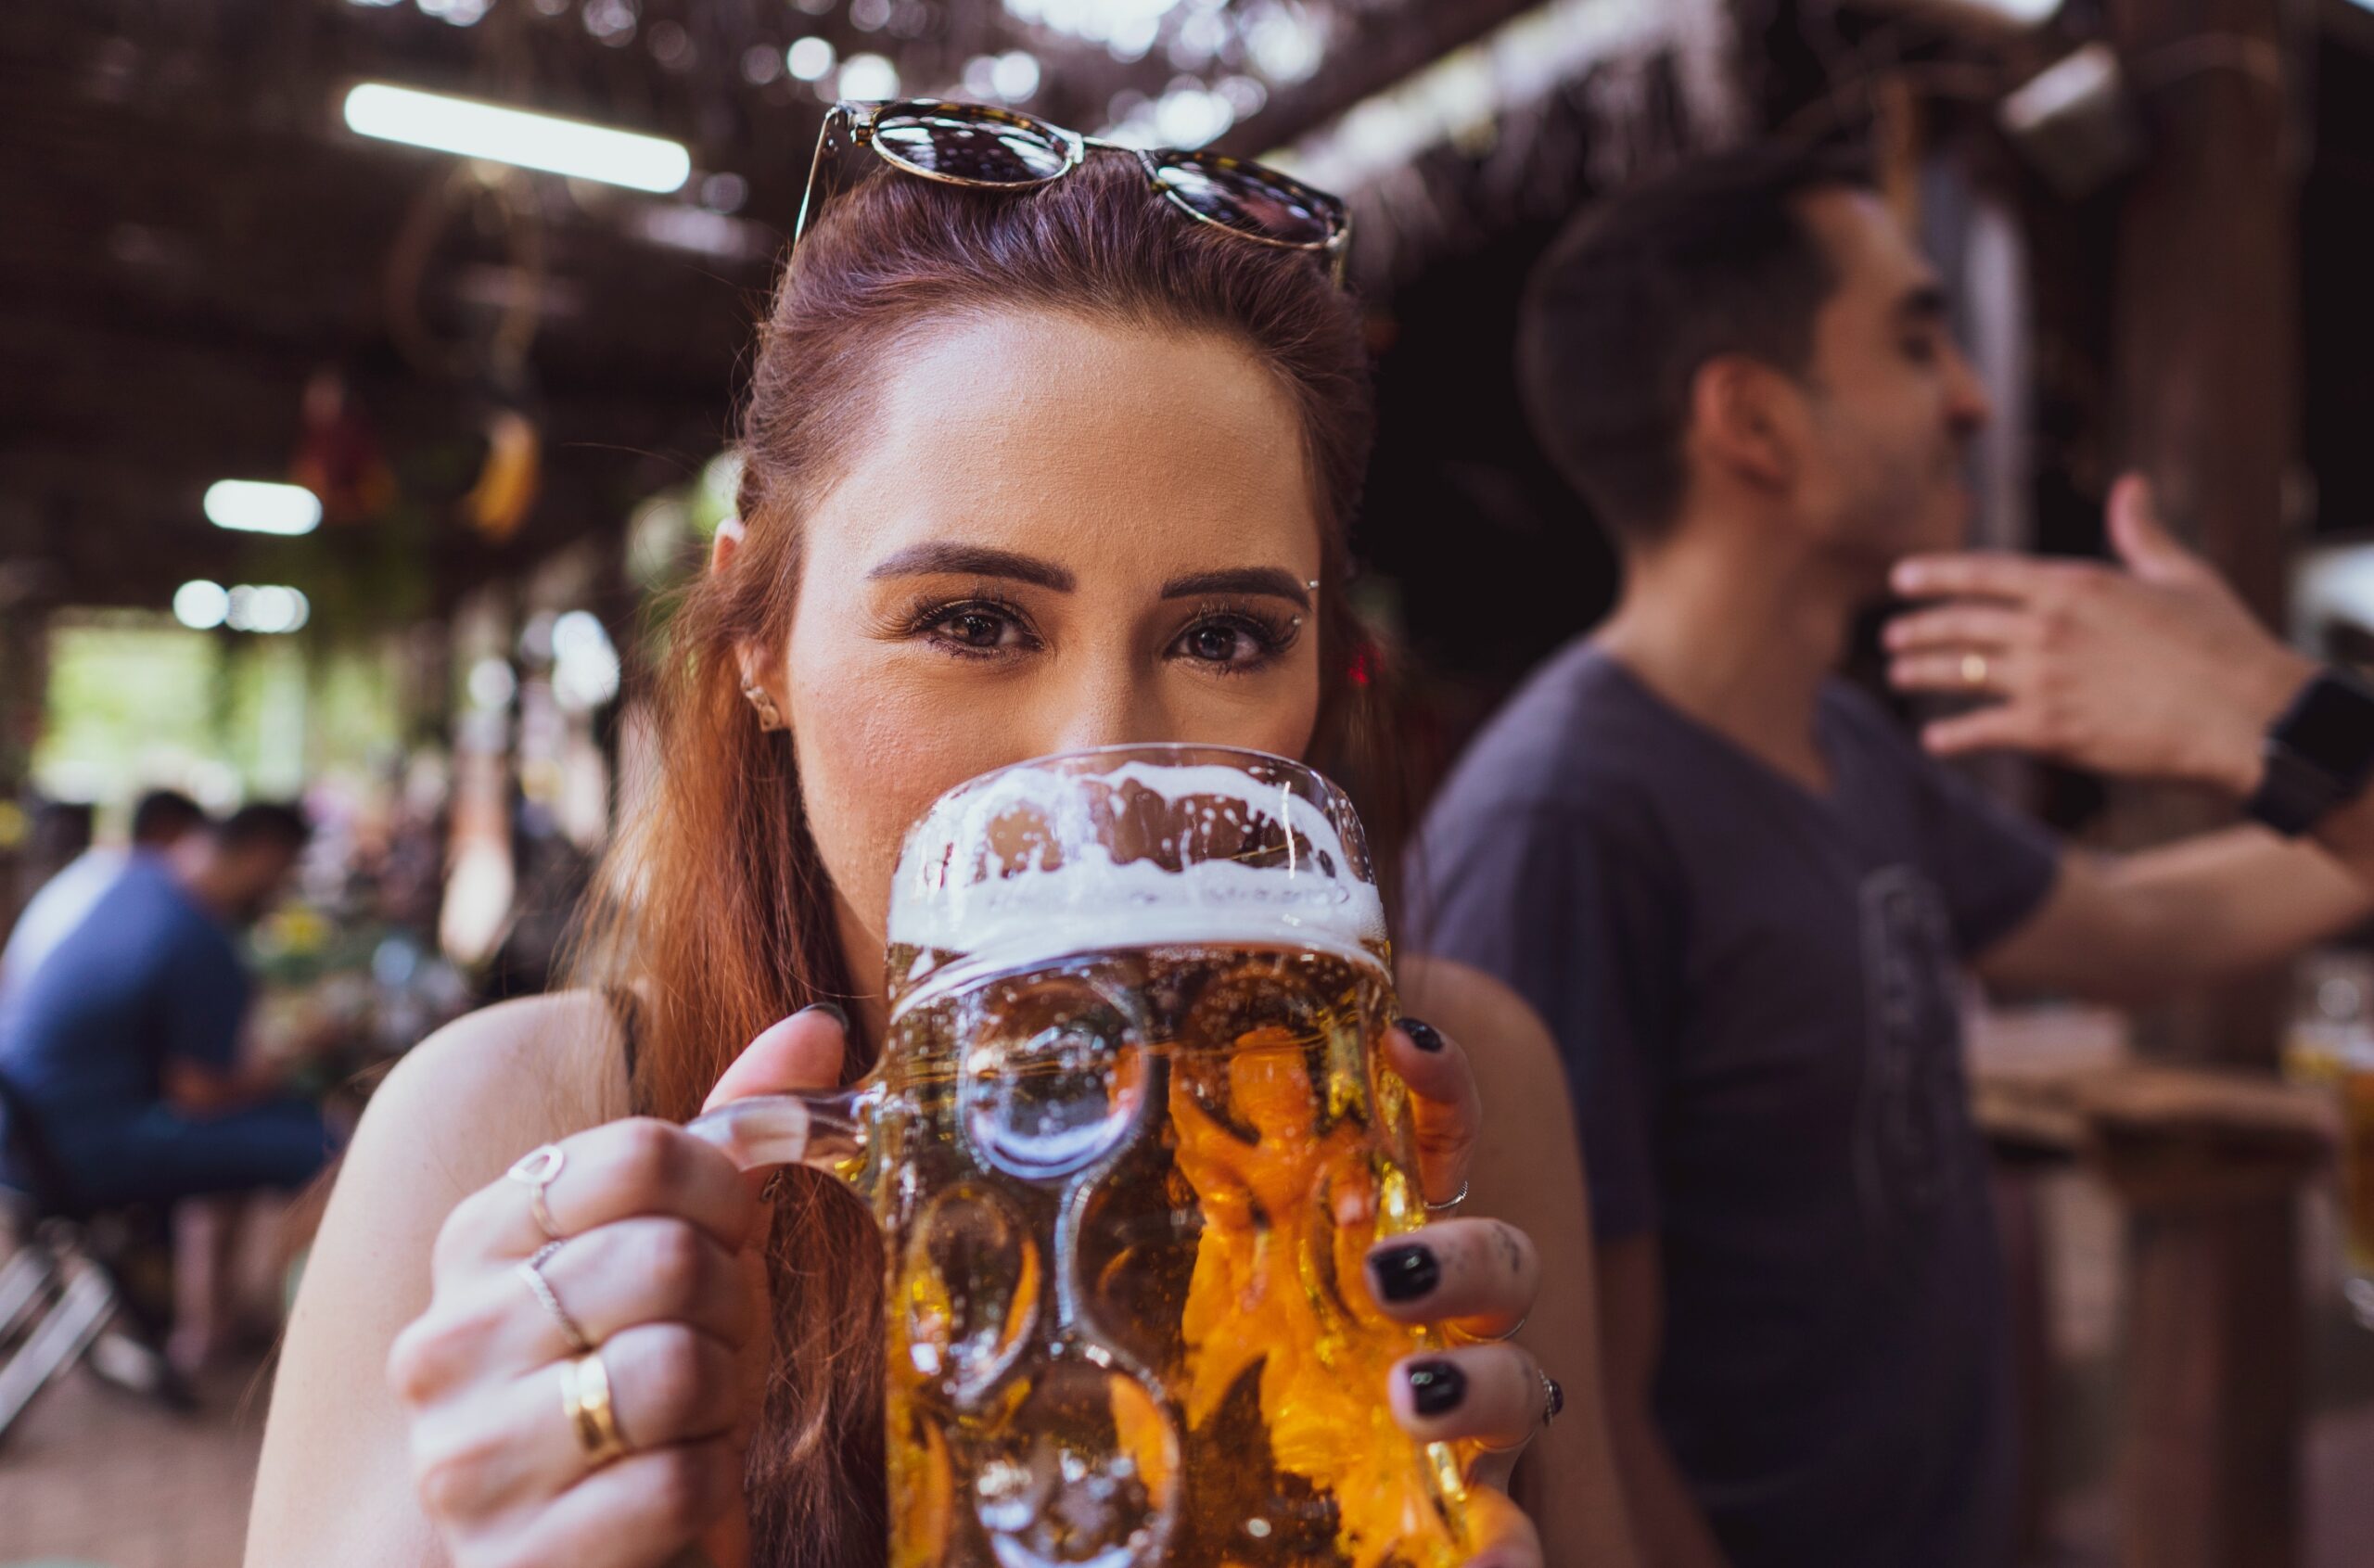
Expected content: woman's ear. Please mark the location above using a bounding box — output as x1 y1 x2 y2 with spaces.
710 516 747 576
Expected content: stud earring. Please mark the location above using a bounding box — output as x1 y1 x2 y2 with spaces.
741 682 786 732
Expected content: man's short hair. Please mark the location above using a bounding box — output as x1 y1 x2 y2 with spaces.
1519 144 1877 540
216 802 311 857
129 788 206 848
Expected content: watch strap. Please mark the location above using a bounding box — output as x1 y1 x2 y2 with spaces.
2245 669 2374 836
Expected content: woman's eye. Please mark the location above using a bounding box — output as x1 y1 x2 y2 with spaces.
1173 618 1280 669
921 603 1030 653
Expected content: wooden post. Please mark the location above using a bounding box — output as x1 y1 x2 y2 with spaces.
2102 3 2306 1565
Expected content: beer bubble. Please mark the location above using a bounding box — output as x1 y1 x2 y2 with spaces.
961 972 1149 1180
901 1184 1040 1399
972 1358 1178 1567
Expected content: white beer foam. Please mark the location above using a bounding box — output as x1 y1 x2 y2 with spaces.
887 759 1385 985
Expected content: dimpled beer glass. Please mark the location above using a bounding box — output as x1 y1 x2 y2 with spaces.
691 745 1468 1568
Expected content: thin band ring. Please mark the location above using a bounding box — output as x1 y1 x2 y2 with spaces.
1425 1179 1470 1214
506 1144 568 1242
517 1242 594 1355
562 1352 631 1470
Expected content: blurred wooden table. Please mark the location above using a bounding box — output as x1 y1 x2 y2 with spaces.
1972 1006 2337 1568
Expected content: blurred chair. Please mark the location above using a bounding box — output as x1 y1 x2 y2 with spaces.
0 1071 182 1448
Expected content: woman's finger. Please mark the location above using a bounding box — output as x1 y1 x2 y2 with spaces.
1385 1017 1480 1207
392 1218 752 1407
1364 1217 1538 1341
438 1119 756 1272
1388 1344 1556 1457
414 1324 744 1521
476 1437 745 1568
704 1003 849 1112
1459 1485 1546 1568
425 1218 757 1379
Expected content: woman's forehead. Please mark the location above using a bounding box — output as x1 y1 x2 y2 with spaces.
807 311 1322 579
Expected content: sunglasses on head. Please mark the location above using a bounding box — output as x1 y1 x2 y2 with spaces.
796 99 1353 285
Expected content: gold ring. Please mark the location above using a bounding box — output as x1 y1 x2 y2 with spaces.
562 1352 631 1469
518 1242 594 1355
1960 653 1990 690
507 1144 568 1242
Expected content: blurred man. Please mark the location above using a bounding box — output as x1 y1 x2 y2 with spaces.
0 802 330 1370
1410 147 2372 1568
0 788 207 997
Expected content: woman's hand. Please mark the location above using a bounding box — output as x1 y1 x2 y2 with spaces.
1366 1017 1553 1568
387 1009 845 1568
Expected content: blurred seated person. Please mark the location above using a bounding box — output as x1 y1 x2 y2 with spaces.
0 787 209 1000
0 802 336 1370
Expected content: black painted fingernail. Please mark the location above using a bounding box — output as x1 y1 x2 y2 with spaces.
1399 1017 1445 1052
798 1001 850 1031
1545 1376 1564 1421
1368 1243 1440 1303
1406 1359 1466 1416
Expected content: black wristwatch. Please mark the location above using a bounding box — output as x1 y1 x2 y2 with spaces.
2244 668 2374 836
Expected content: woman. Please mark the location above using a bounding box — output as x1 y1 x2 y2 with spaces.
246 107 1627 1568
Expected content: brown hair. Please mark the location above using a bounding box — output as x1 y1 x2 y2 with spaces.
1521 144 1873 540
575 154 1379 1566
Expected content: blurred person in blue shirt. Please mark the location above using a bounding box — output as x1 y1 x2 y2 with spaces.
0 801 337 1370
0 788 209 1001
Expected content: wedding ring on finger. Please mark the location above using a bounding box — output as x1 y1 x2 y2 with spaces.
517 1241 594 1355
562 1351 632 1470
507 1143 568 1242
1424 1179 1470 1214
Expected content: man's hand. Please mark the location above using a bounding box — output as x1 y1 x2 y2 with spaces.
1885 474 2314 797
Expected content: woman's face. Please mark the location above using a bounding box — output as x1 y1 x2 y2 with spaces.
737 310 1327 960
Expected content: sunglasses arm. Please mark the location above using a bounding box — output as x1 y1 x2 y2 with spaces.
793 105 864 251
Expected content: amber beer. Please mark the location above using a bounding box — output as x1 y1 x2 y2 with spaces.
692 748 1468 1566
2342 1052 2374 1329
878 937 1459 1567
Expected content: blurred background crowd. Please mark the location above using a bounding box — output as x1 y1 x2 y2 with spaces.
4 1 2374 1565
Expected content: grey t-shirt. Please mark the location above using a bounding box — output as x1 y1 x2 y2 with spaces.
1408 641 2059 1568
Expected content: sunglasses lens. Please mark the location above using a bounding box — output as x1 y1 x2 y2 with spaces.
1150 156 1340 248
872 106 1073 185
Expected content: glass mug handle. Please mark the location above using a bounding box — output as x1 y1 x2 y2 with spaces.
683 1082 884 1193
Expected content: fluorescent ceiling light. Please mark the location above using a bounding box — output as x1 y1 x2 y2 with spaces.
204 478 322 536
343 83 692 194
175 580 312 633
174 580 230 630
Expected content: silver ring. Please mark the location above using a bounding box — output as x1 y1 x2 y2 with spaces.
507 1143 568 1242
1424 1179 1469 1213
518 1241 594 1354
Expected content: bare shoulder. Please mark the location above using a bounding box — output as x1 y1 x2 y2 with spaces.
246 991 635 1567
360 989 634 1197
1398 955 1562 1071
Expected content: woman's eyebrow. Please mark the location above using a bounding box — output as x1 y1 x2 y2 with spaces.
864 542 1075 592
1159 567 1311 609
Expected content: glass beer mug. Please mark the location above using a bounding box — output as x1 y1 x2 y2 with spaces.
691 745 1469 1567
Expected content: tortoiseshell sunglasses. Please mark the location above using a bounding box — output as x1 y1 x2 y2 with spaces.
795 99 1353 285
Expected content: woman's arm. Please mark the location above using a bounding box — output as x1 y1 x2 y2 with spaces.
244 994 627 1568
1402 957 1639 1568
